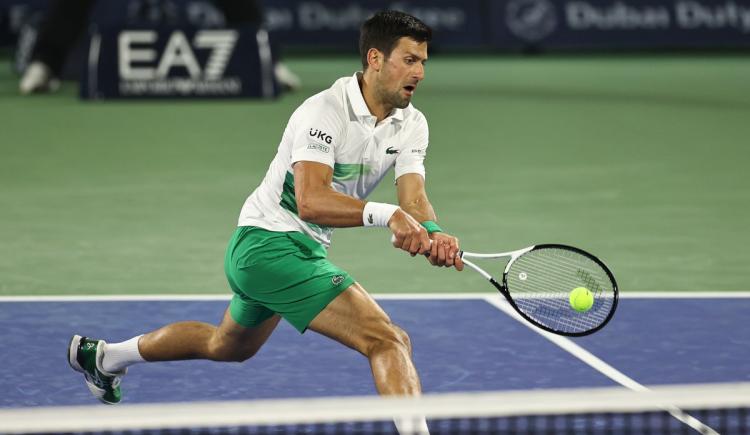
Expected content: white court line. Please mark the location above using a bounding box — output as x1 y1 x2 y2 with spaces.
0 294 488 302
0 295 234 302
481 294 718 434
1 291 750 302
376 292 750 299
620 291 750 298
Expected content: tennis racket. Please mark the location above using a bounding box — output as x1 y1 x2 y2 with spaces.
396 237 618 336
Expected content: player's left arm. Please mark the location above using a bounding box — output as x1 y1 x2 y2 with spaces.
396 173 463 271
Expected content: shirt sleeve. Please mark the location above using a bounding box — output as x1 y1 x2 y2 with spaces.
394 113 429 180
289 101 344 169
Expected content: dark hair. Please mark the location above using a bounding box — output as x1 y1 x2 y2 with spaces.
359 10 432 69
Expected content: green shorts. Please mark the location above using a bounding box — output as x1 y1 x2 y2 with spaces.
224 226 355 333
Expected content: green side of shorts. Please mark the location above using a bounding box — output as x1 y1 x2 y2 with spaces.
224 226 355 333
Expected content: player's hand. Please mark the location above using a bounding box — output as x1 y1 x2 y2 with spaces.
427 233 464 271
389 209 431 256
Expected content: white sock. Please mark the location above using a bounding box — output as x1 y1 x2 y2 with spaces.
101 335 145 373
394 416 430 435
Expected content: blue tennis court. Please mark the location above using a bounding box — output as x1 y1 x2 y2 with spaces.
1 293 748 408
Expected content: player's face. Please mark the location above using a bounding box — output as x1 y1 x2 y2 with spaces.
376 37 428 109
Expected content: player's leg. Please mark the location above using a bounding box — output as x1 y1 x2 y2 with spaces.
69 227 286 404
136 309 280 363
308 283 420 396
69 303 279 404
308 283 429 434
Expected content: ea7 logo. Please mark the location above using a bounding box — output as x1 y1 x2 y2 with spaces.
309 128 333 144
118 30 238 80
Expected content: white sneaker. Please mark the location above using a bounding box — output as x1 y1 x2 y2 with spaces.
274 62 301 92
19 61 60 95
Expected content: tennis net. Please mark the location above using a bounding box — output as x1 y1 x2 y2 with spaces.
1 382 748 434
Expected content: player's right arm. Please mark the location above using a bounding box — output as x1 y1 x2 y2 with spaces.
293 161 430 255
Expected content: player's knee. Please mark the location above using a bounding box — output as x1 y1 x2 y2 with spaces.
392 324 412 353
208 337 256 362
364 323 410 358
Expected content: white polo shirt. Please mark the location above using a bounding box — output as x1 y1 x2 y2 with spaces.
237 72 429 247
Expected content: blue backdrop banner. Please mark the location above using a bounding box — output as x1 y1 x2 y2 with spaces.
262 0 487 50
491 0 750 50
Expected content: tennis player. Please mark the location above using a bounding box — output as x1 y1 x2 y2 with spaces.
68 10 461 432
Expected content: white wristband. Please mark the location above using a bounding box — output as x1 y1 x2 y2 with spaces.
363 202 400 228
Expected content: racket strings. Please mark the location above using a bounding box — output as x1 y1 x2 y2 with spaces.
505 248 616 334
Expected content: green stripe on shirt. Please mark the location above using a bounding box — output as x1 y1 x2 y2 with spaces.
333 163 372 181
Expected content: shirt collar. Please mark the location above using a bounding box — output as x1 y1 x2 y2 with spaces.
347 72 406 123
